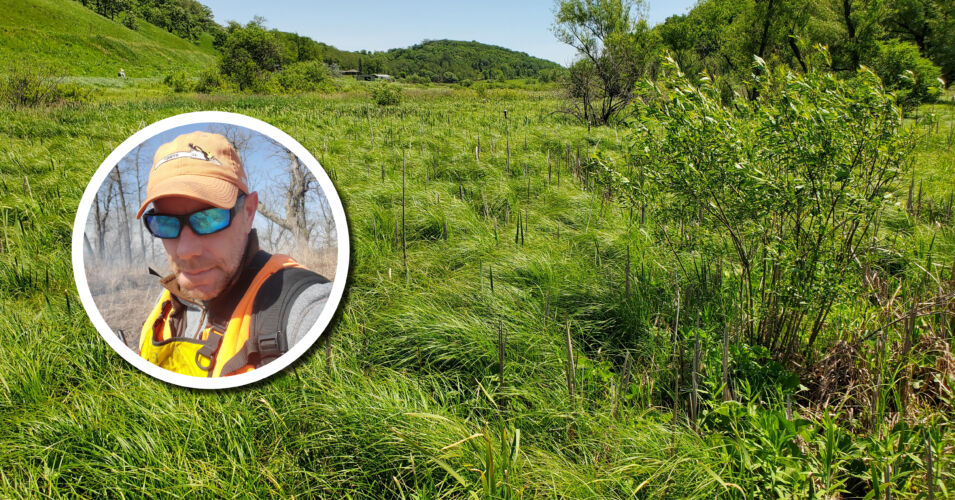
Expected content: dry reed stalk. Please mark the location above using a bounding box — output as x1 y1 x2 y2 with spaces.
625 244 631 298
691 333 700 427
565 318 577 404
926 431 935 500
613 350 632 420
498 320 505 388
401 151 407 277
673 284 681 420
722 325 733 401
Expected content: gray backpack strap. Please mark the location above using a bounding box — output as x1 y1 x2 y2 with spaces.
248 268 330 366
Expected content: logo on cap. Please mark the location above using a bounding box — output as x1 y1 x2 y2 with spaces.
153 143 223 170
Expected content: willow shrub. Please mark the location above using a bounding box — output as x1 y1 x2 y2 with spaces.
620 56 914 363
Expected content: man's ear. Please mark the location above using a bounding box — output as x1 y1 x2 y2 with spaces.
243 191 258 229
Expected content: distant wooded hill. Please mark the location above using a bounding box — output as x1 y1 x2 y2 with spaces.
347 40 565 82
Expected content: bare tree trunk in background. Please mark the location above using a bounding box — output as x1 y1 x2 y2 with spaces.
133 145 148 261
93 191 104 258
83 233 95 259
286 154 310 249
111 167 133 264
258 155 314 251
93 186 113 259
314 189 335 249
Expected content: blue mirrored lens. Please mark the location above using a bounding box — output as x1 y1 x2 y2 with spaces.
189 207 231 235
145 215 181 238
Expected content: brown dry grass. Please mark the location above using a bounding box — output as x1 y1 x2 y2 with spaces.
285 244 338 280
85 260 163 352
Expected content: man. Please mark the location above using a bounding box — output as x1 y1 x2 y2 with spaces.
135 130 332 378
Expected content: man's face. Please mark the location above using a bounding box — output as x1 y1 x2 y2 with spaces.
153 192 257 302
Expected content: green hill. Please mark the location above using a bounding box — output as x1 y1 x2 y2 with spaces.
328 40 564 82
386 40 563 81
0 0 216 77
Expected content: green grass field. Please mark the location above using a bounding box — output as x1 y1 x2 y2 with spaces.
0 76 953 498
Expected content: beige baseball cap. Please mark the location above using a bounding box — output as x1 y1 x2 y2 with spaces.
136 131 249 218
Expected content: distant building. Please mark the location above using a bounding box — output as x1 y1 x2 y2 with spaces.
341 69 359 76
356 73 392 81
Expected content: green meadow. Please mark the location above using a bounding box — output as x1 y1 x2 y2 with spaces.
0 75 954 498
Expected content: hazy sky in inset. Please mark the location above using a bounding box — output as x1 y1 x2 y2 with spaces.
200 1 697 67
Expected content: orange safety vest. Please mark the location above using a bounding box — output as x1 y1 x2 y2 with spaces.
139 254 304 377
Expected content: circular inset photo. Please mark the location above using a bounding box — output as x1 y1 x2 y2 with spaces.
72 111 349 389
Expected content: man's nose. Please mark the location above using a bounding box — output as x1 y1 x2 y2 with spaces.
175 224 203 260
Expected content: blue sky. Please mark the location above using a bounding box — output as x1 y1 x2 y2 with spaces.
201 0 697 67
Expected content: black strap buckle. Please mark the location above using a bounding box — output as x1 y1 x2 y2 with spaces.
257 331 283 360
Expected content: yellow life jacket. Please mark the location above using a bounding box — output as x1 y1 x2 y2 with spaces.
139 254 304 378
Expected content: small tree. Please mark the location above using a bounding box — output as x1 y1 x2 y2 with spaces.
216 18 283 91
370 82 402 106
552 0 660 125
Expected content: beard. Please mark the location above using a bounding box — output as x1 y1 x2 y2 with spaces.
168 244 244 302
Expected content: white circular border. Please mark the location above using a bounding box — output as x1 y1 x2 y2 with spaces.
71 111 350 389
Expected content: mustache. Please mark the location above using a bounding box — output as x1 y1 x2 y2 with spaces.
170 258 216 274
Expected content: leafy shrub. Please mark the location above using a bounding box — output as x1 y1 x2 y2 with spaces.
473 81 489 98
163 71 192 92
617 56 914 362
57 82 93 104
194 69 222 93
255 73 284 94
870 39 943 110
121 13 137 31
275 60 329 92
1 65 70 107
370 82 402 106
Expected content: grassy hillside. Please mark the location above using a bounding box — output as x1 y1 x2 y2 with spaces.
0 0 216 77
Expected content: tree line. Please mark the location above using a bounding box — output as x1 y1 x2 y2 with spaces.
555 0 952 125
74 0 218 40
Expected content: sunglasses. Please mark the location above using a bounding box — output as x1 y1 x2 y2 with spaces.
143 194 246 239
